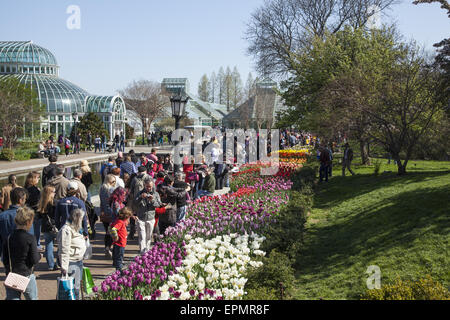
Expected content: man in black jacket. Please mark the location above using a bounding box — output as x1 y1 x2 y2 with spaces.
42 155 58 187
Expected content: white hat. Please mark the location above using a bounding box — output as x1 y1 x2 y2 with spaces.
67 181 79 191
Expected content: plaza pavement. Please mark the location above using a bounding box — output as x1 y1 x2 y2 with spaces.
0 146 231 300
0 144 175 178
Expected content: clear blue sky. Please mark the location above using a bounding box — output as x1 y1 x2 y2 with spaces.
1 0 449 96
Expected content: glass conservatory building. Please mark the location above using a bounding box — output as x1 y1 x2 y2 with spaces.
0 41 127 139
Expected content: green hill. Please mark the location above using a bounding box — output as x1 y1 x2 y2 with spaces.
293 160 450 300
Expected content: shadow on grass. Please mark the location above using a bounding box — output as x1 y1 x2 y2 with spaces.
295 180 450 299
314 170 450 210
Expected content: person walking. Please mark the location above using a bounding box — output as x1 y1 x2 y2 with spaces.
99 174 117 258
80 160 93 202
24 171 42 252
42 155 58 187
86 132 93 151
111 168 125 189
2 206 41 300
47 165 70 202
120 155 138 178
37 185 60 271
134 176 166 254
173 172 189 223
64 137 71 157
110 207 133 271
94 135 101 153
57 208 87 300
0 188 30 261
127 166 149 240
1 174 20 212
114 133 120 153
319 146 331 183
342 143 355 176
100 156 117 183
101 133 107 153
120 131 125 152
54 182 89 238
71 169 88 202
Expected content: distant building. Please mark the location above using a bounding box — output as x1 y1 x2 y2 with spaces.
222 78 287 129
161 78 228 127
0 41 127 139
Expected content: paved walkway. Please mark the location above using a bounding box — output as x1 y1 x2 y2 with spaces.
0 145 174 177
0 186 231 300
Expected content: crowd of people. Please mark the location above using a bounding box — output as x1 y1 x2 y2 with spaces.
0 139 240 300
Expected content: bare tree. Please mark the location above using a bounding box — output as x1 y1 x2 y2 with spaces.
118 80 170 143
245 0 398 77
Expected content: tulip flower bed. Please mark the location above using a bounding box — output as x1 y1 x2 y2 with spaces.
276 148 311 164
93 162 296 301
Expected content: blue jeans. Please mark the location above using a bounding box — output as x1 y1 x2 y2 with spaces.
33 218 42 249
44 232 59 269
319 164 329 182
68 260 83 300
176 206 187 223
5 274 38 300
120 142 125 152
115 143 120 152
112 245 125 271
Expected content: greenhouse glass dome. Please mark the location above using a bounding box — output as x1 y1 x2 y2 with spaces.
0 41 127 139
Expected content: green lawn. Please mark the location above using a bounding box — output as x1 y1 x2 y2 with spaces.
292 159 450 300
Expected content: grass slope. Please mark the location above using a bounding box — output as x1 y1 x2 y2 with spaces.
293 159 450 300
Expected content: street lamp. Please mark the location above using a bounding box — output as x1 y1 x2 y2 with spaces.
170 94 190 173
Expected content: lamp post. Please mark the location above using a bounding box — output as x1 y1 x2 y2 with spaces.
72 112 78 154
170 94 190 173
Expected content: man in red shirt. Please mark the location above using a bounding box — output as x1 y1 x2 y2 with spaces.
110 207 134 271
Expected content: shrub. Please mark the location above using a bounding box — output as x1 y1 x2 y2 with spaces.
243 286 279 300
261 190 313 259
291 165 317 191
244 250 296 300
0 148 15 161
362 276 450 300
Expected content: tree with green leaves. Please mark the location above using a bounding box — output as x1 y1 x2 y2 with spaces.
72 112 109 141
279 26 403 163
0 77 44 149
318 34 447 175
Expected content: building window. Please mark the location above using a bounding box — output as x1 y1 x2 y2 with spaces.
58 115 64 121
0 66 4 73
6 66 10 73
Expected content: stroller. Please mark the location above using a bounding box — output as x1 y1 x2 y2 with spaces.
106 142 115 153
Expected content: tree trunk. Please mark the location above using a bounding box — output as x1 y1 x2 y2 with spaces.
393 154 408 176
359 139 370 165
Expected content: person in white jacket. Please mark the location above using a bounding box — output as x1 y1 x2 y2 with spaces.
57 208 86 300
